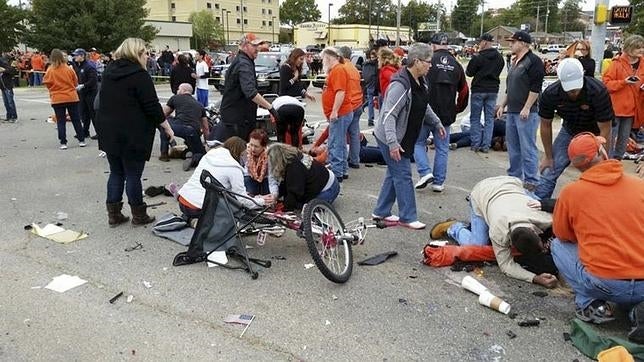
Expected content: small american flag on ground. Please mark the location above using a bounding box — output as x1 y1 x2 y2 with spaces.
224 314 255 325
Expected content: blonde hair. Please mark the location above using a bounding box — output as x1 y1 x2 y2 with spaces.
378 48 400 68
267 143 304 182
623 35 644 54
113 37 147 69
566 40 591 58
49 49 66 68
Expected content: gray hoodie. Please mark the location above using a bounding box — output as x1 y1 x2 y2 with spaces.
373 68 443 151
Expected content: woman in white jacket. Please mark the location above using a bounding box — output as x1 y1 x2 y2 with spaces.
177 137 274 219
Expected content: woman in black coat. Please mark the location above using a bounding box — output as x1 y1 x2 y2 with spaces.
169 54 196 94
277 48 315 146
95 38 175 226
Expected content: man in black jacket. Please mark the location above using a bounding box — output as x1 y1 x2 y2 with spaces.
0 54 18 123
217 33 278 142
72 48 99 139
362 48 378 126
466 33 505 153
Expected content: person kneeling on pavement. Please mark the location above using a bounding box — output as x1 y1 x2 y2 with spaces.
431 175 559 288
159 83 209 171
551 132 644 343
176 137 273 220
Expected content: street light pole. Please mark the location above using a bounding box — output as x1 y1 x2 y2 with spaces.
545 0 550 34
221 8 226 46
272 16 276 43
328 3 333 47
395 0 401 47
240 0 245 34
480 0 485 37
226 10 231 45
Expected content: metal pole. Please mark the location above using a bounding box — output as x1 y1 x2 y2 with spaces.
536 5 540 33
436 0 441 31
226 11 231 45
241 0 244 34
369 0 372 45
545 0 550 34
480 0 484 37
396 0 401 46
272 16 276 43
590 0 608 74
328 3 333 47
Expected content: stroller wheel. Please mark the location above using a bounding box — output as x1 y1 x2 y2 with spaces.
251 271 259 280
172 252 206 266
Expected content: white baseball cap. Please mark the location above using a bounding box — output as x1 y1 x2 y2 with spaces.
557 58 584 91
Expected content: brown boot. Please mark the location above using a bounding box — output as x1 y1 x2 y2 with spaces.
429 219 456 239
131 203 155 226
158 152 170 162
106 202 130 227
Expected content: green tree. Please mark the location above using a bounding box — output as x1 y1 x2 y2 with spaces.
0 1 27 52
451 0 480 36
335 0 396 27
188 10 224 49
560 0 586 34
25 0 157 53
401 1 443 39
279 0 321 43
625 0 643 36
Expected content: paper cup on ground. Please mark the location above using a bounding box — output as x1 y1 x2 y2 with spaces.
478 291 511 315
461 275 488 295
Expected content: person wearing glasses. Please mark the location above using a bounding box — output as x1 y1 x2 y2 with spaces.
567 40 595 77
372 43 445 230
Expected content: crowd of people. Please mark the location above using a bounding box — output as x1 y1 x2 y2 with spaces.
1 29 643 344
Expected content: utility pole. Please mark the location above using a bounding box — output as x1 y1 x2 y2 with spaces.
368 0 372 45
480 0 485 38
396 0 401 46
240 0 244 34
436 0 441 31
545 0 550 34
535 4 540 33
591 0 608 74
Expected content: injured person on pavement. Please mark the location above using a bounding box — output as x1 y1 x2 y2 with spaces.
430 175 559 288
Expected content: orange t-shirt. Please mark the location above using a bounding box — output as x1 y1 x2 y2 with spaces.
43 65 80 105
322 63 352 119
553 160 644 279
31 55 45 71
342 62 363 110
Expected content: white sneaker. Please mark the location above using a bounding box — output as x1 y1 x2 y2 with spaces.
79 141 87 147
371 214 400 222
414 173 435 189
400 221 426 230
432 184 445 193
59 144 68 150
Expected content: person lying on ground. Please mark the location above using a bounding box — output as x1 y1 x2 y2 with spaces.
267 143 340 211
430 175 559 288
177 137 274 220
448 119 506 150
308 126 385 165
551 133 644 343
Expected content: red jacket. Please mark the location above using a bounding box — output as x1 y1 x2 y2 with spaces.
379 64 399 98
602 53 644 128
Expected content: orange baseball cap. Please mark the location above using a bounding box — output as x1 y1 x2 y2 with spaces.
567 132 606 167
241 32 268 46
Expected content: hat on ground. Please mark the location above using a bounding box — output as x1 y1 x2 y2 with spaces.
479 33 494 42
506 31 532 44
557 58 585 92
431 32 449 45
568 132 606 168
72 48 87 57
240 33 268 46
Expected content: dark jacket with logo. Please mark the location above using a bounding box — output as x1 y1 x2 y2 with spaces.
0 57 16 91
73 59 98 93
426 49 469 126
466 48 504 93
220 51 258 127
95 59 164 161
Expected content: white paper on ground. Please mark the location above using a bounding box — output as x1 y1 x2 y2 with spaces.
207 251 228 268
30 223 88 244
44 274 87 293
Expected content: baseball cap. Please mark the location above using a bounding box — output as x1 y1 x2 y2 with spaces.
557 58 584 92
567 132 606 168
479 33 494 42
72 48 87 57
506 31 532 44
431 32 449 45
240 32 268 46
393 47 405 58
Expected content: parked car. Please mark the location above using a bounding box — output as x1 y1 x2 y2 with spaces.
255 51 289 94
210 63 231 91
541 44 566 54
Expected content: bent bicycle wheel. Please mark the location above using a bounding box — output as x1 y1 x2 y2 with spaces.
301 199 353 283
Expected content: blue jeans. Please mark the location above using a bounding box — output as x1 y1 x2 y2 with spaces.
551 238 644 310
316 176 341 204
160 118 206 163
447 201 490 245
1 88 17 119
328 112 352 178
469 93 498 151
450 130 471 148
32 72 43 86
347 107 362 165
373 138 417 223
244 176 269 196
52 102 84 144
106 154 146 206
414 123 450 185
366 87 376 123
196 88 208 108
535 127 574 199
612 116 633 159
506 112 540 186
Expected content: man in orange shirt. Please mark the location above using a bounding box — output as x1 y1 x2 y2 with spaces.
338 46 364 172
30 51 45 86
551 132 644 343
321 47 353 181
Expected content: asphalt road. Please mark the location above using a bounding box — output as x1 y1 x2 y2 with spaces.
0 79 635 361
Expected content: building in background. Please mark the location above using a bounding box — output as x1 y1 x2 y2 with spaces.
145 0 280 46
145 20 193 51
295 21 412 50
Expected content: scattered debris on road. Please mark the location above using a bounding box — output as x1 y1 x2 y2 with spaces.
45 274 87 293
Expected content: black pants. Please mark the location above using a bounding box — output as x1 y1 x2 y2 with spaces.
276 104 304 147
211 121 253 143
79 90 97 137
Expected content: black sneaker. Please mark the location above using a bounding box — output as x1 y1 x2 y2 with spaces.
628 302 644 344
